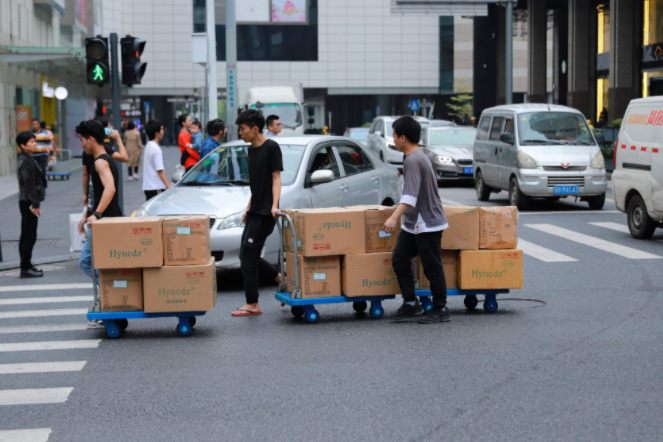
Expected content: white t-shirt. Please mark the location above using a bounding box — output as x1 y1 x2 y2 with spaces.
142 140 166 191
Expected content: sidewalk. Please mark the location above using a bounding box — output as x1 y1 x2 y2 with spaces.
0 145 181 270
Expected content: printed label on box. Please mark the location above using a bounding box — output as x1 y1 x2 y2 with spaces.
176 226 191 235
113 280 128 289
313 272 327 281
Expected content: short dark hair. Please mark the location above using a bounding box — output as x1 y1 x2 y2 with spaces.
75 119 106 145
392 116 421 144
235 109 265 132
126 121 136 130
266 115 280 128
145 120 163 141
40 121 46 129
94 116 110 128
191 120 202 130
16 131 35 148
31 118 40 124
176 114 189 127
206 119 226 137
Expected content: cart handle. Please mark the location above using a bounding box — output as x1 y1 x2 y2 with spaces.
275 212 301 298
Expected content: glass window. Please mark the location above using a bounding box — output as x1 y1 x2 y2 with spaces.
504 118 514 136
308 146 340 179
250 103 301 130
428 128 477 146
477 116 491 140
489 117 505 140
517 112 596 145
336 144 374 176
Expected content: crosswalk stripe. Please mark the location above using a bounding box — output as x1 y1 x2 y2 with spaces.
0 340 100 352
525 224 663 259
0 428 51 442
0 388 73 406
519 210 621 215
0 296 92 306
590 221 663 244
0 283 91 293
0 308 88 319
0 323 88 334
518 238 578 262
0 361 86 375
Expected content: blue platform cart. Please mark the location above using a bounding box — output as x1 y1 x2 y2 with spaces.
84 227 206 338
46 149 72 180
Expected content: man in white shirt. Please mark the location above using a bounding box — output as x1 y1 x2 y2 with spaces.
142 120 171 200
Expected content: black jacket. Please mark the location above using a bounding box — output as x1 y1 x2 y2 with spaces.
17 151 46 209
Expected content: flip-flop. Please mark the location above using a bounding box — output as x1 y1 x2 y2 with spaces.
231 307 262 317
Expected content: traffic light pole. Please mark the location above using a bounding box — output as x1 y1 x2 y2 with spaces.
110 33 124 214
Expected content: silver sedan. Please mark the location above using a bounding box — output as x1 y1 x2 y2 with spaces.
133 136 403 269
420 126 477 183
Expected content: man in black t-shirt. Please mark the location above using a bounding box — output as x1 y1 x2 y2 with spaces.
231 109 283 317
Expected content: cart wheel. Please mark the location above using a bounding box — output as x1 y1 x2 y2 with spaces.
352 301 368 313
420 297 433 312
483 295 498 313
189 316 196 328
464 295 478 311
305 308 319 324
369 301 384 319
105 321 121 339
177 318 192 336
291 306 304 318
116 319 129 331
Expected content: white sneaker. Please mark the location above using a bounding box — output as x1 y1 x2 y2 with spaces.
128 176 134 181
87 320 105 329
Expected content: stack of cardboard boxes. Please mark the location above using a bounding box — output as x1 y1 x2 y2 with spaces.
91 216 216 313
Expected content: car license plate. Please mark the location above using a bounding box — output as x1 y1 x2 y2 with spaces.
553 185 579 195
463 166 473 175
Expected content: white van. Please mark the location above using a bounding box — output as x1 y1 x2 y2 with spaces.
473 104 607 210
612 96 663 238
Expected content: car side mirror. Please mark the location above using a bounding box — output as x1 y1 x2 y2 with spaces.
375 130 382 137
500 133 514 144
310 169 334 184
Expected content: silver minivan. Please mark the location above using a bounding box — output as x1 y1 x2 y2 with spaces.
473 104 607 209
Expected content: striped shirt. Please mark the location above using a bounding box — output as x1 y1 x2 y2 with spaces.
33 129 53 155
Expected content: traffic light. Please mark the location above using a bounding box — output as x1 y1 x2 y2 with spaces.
121 36 147 87
85 37 110 85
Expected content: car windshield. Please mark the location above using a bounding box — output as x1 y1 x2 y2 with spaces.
251 103 302 129
518 112 596 145
180 143 306 186
347 128 369 141
428 129 477 146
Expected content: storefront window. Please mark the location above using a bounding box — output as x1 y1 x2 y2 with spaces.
597 6 610 54
643 0 663 46
597 78 609 122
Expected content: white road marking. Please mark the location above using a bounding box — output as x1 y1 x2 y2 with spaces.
0 323 88 334
0 283 91 293
605 197 615 203
590 221 663 244
525 224 662 259
518 238 578 262
440 198 469 206
0 340 101 352
0 428 52 442
0 361 86 375
519 210 620 215
0 388 73 406
0 296 92 306
0 309 88 319
0 265 65 278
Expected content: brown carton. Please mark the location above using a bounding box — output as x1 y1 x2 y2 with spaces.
342 253 400 297
99 268 143 312
479 206 518 249
458 249 523 289
416 250 459 290
91 217 163 269
162 215 212 266
285 253 341 298
360 205 400 253
441 206 480 250
143 258 217 313
283 207 366 257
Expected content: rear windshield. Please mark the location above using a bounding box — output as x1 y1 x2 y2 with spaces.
428 129 477 146
517 112 596 145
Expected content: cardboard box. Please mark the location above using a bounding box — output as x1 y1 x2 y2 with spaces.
91 217 163 269
360 205 400 253
283 207 366 257
458 249 523 289
98 269 143 312
285 253 341 298
416 250 459 290
342 253 400 297
441 206 480 250
143 258 217 313
162 216 212 266
479 206 518 249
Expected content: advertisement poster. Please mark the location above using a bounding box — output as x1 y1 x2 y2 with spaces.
15 105 32 133
271 0 307 23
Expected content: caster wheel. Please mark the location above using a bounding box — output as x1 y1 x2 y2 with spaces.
464 295 478 311
369 303 383 319
116 319 129 331
189 316 196 328
305 308 319 324
105 321 121 339
177 318 192 336
291 306 304 318
420 297 433 312
353 301 368 313
483 296 498 313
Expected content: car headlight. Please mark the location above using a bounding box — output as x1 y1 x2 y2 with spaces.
217 211 244 230
516 151 537 169
591 151 605 169
434 155 453 165
131 207 149 217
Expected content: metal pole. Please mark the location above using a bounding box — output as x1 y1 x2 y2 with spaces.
226 0 238 141
110 32 124 214
207 1 218 123
505 0 513 104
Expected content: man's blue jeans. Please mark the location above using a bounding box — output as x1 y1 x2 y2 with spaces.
80 236 98 283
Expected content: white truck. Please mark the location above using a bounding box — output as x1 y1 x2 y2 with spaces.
244 86 305 135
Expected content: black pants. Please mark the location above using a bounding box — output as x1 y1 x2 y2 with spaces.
144 189 163 201
19 200 39 271
128 166 139 176
392 230 447 309
240 213 279 304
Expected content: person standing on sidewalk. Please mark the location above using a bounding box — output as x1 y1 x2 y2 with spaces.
123 121 143 181
31 119 52 176
383 116 451 324
16 131 46 278
231 109 283 317
142 120 171 201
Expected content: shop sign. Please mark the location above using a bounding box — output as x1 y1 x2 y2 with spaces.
642 43 663 64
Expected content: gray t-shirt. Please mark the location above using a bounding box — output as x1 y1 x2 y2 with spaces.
400 149 448 234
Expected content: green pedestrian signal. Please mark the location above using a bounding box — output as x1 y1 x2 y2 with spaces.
92 64 105 81
85 36 109 86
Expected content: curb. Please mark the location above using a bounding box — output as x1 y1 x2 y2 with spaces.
0 253 80 271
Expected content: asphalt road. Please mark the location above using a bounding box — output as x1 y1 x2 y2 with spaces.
1 180 662 441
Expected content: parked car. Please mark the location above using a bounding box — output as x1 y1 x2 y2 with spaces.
612 96 663 238
473 104 607 210
420 125 477 183
430 119 455 127
343 127 369 147
133 136 402 269
366 116 431 169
